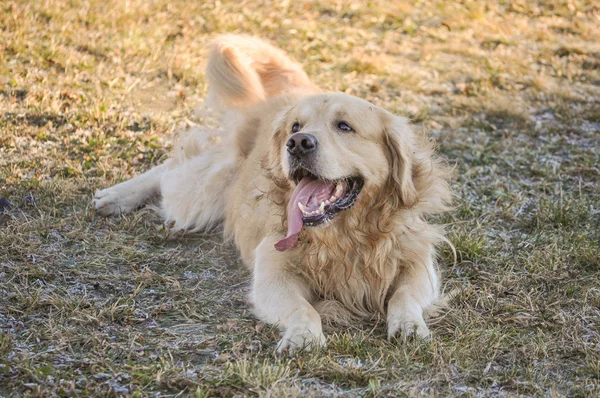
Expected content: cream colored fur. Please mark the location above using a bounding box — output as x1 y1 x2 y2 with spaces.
93 35 452 353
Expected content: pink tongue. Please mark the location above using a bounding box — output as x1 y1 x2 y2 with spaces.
274 177 334 251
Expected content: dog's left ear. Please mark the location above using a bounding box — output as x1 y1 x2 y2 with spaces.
382 114 418 208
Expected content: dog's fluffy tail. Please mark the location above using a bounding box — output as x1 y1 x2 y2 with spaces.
206 35 318 109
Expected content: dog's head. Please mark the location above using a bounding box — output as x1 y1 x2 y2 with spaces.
264 93 419 251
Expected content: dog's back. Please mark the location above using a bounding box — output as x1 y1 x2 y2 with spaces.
95 36 316 231
206 35 319 160
158 36 318 231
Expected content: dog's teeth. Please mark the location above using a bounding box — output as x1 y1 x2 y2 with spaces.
334 183 344 197
329 195 336 202
319 202 326 213
298 202 311 216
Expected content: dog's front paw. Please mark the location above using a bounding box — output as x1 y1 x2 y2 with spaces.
92 185 140 216
277 323 326 354
387 314 430 340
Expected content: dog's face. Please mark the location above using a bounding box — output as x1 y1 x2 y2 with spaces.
267 93 418 250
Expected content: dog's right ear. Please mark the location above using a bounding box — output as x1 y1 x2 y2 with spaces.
261 107 292 182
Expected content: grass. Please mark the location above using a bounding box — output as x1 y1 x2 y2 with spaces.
1 0 599 396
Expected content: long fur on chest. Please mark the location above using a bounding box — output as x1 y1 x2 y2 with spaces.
294 228 401 320
287 189 424 321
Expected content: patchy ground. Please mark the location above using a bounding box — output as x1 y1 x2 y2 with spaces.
1 0 599 396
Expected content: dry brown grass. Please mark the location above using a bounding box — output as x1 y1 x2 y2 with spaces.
1 0 599 396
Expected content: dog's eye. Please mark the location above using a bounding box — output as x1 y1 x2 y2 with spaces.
338 121 353 132
291 122 301 133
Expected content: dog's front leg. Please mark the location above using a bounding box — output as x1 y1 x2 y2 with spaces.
387 248 439 340
252 236 325 354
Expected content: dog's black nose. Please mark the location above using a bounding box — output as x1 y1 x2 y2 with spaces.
287 133 317 156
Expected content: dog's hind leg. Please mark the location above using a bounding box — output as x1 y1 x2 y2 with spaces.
93 162 169 216
158 142 236 232
94 128 235 233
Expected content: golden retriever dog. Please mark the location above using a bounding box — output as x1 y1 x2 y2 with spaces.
93 35 452 353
